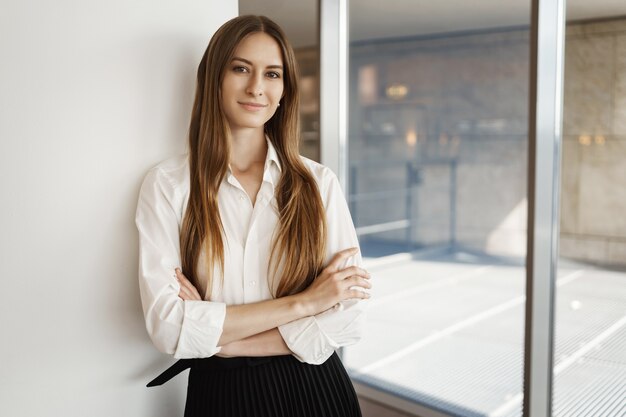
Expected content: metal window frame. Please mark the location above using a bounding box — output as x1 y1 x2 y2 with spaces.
319 0 567 416
319 0 349 190
523 0 566 416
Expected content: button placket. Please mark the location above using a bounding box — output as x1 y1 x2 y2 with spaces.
242 223 259 301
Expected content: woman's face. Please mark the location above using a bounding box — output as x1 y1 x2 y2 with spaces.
220 32 285 132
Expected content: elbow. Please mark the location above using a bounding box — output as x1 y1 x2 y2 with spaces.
150 334 176 356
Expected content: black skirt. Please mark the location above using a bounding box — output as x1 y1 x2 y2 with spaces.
147 352 362 417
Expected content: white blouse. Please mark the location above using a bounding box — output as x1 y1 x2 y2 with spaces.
135 137 365 365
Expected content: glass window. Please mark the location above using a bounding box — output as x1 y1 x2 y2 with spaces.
553 6 626 417
343 2 531 416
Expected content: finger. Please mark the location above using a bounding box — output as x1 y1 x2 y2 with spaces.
186 283 202 300
325 247 360 273
183 285 202 301
343 276 372 290
189 284 202 300
175 269 203 300
347 289 371 300
175 269 190 290
179 283 201 301
334 265 370 281
175 268 191 283
178 284 194 300
175 270 202 301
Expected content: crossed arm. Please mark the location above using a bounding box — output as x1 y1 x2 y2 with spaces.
175 247 371 358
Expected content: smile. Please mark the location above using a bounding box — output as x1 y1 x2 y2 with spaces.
238 101 268 112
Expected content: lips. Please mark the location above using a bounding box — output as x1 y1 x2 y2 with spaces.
238 101 268 111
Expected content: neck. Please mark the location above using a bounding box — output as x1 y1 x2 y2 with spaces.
229 127 267 172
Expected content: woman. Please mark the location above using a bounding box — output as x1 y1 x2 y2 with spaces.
135 15 371 417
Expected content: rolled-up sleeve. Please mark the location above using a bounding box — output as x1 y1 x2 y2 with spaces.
278 169 367 365
135 166 226 359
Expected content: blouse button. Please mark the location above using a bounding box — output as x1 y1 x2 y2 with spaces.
250 280 256 286
239 195 245 201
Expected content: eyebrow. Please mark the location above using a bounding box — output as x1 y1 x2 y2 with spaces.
231 57 283 70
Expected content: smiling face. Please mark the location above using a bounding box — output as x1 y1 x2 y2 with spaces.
220 32 285 133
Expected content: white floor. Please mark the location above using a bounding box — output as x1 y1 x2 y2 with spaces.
344 251 626 417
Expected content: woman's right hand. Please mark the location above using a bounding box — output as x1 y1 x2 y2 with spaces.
299 247 371 316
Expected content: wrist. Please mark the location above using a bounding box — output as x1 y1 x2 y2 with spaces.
291 293 315 317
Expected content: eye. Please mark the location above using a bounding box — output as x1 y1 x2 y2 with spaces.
266 71 281 79
233 66 249 73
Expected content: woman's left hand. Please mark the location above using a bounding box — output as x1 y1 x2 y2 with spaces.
175 268 203 301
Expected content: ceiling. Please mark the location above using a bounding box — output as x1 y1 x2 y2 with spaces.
240 0 626 47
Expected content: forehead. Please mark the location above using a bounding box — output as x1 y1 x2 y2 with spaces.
232 32 283 66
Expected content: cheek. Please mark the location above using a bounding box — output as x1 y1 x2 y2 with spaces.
220 75 240 99
272 84 285 103
218 89 228 114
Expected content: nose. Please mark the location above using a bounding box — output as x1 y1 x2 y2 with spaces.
245 74 263 97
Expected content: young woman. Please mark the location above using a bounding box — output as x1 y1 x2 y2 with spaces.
135 15 371 417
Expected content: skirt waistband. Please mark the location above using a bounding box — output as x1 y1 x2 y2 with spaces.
146 355 289 387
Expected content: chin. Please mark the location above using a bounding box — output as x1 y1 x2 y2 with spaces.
231 116 273 130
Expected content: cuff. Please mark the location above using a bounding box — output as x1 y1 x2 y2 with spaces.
173 300 226 359
278 316 336 365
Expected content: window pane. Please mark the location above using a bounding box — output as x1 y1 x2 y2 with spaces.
344 1 531 416
553 5 626 417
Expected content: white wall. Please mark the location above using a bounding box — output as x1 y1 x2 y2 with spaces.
0 1 237 416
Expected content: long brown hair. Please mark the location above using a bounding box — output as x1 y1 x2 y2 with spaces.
180 15 327 299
